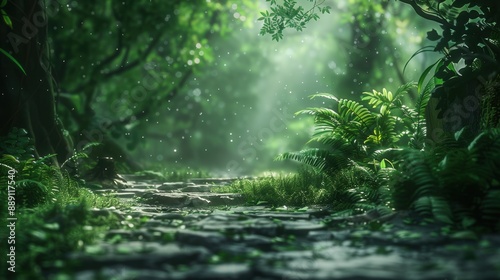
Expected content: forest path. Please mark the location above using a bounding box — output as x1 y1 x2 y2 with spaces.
57 174 500 279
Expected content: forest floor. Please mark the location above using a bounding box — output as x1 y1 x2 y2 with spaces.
47 174 500 280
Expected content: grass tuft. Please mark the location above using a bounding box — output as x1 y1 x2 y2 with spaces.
213 167 379 210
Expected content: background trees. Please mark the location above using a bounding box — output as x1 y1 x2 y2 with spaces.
1 0 71 164
261 0 500 229
2 0 441 175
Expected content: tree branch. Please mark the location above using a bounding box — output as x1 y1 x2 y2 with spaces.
102 33 162 79
104 67 194 129
67 28 124 93
399 0 452 28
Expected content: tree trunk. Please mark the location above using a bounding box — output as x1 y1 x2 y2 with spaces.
0 0 71 164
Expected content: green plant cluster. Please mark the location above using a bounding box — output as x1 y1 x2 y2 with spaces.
0 156 122 279
137 167 211 182
414 0 500 116
218 82 433 216
215 166 390 216
259 0 331 41
276 82 426 175
393 128 500 230
0 155 60 207
267 83 424 214
214 168 347 207
0 0 27 75
273 83 500 231
0 127 35 161
0 196 124 279
255 0 500 233
0 127 123 279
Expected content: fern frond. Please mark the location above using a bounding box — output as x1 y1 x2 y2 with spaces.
35 154 57 164
468 128 500 174
16 179 53 207
416 78 433 118
297 107 338 117
309 93 339 101
362 89 392 108
81 142 101 151
308 135 354 154
338 99 375 128
61 152 89 168
394 82 417 100
276 148 351 173
299 106 368 144
297 108 342 128
371 148 402 161
480 190 500 224
413 196 454 224
411 162 438 198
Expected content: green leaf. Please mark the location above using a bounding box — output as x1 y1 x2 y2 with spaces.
0 0 7 8
309 93 339 102
461 217 476 228
44 223 60 230
450 230 477 240
30 230 48 241
0 48 27 75
417 59 441 94
413 196 453 224
1 9 12 29
427 29 440 41
403 46 434 75
380 104 388 115
85 245 105 255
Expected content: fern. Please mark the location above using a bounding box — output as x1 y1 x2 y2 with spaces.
338 99 375 128
480 190 500 226
393 128 500 229
0 127 35 160
16 179 53 207
276 148 352 173
0 153 63 207
413 196 454 224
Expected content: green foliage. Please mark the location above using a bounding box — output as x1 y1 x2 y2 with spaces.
214 169 338 206
136 165 211 182
0 156 121 279
0 127 35 160
0 48 26 75
0 126 123 278
1 0 12 28
401 0 500 124
53 0 257 153
0 155 60 207
61 142 101 169
259 0 331 41
61 142 104 178
0 1 27 75
3 195 122 279
213 167 387 212
277 82 424 175
392 128 500 230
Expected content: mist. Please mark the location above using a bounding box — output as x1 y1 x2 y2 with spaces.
124 0 436 176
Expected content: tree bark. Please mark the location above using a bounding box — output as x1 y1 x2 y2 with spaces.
0 0 71 164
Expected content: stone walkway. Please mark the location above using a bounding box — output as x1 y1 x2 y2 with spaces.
52 174 500 279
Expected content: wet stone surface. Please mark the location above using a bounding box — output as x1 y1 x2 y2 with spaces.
53 175 500 279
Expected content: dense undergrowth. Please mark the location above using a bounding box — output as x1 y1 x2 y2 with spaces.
218 81 500 232
213 166 389 214
246 0 500 232
135 166 211 182
0 1 499 278
0 130 125 279
0 128 218 279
